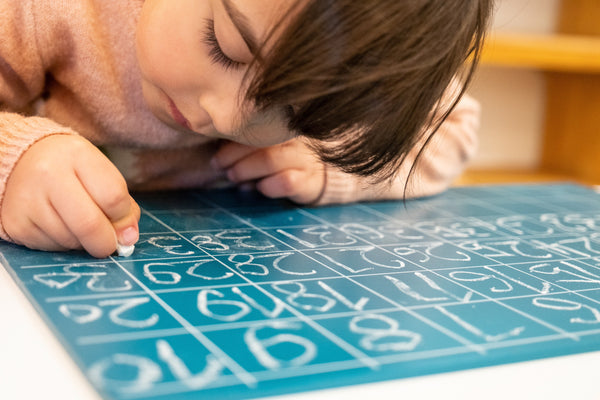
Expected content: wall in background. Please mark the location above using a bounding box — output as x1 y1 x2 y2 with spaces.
467 0 560 169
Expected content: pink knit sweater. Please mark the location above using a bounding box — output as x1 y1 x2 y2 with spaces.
0 0 479 241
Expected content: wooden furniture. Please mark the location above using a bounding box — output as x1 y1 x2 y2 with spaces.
461 0 600 185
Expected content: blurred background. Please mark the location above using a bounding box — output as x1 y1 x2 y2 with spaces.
461 0 600 185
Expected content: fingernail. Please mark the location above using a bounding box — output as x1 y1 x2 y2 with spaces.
119 226 139 246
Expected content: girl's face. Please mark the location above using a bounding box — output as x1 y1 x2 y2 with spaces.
136 0 295 146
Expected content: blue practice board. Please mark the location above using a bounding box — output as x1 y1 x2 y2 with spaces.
3 183 600 399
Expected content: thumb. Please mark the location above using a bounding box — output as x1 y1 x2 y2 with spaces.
112 196 141 247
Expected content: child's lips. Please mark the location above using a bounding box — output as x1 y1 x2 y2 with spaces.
167 97 192 130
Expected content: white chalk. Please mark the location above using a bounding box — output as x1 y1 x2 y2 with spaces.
116 243 135 257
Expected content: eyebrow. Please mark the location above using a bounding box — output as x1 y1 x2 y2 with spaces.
221 0 259 55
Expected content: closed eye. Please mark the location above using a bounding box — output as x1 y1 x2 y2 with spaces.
202 19 244 71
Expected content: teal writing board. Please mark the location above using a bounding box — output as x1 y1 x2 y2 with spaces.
2 183 600 399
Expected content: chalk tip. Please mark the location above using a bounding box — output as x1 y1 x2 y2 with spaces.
116 243 135 257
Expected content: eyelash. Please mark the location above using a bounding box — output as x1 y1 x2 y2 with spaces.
203 19 243 71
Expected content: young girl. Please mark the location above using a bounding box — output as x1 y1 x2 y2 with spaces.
0 0 493 258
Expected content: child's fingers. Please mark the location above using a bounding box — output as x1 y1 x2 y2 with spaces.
224 144 307 183
1 199 77 251
20 220 72 252
50 176 118 258
36 201 82 250
74 145 140 248
112 196 141 247
256 169 325 204
75 152 133 224
1 134 136 257
211 141 258 170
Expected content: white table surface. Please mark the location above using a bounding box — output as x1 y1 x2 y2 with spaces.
2 264 600 400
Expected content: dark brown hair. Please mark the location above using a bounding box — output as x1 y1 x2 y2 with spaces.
247 0 494 182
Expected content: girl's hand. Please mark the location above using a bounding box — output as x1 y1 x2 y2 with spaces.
212 138 326 204
1 135 140 258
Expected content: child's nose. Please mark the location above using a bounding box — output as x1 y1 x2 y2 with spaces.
200 95 245 135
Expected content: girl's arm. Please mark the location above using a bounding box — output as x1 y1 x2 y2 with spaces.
212 93 480 205
0 0 139 256
315 93 480 205
0 0 70 241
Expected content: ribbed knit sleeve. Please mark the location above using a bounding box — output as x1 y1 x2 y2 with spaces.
0 0 78 240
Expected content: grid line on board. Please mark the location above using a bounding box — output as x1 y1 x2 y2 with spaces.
108 254 258 388
197 196 487 356
194 195 382 370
